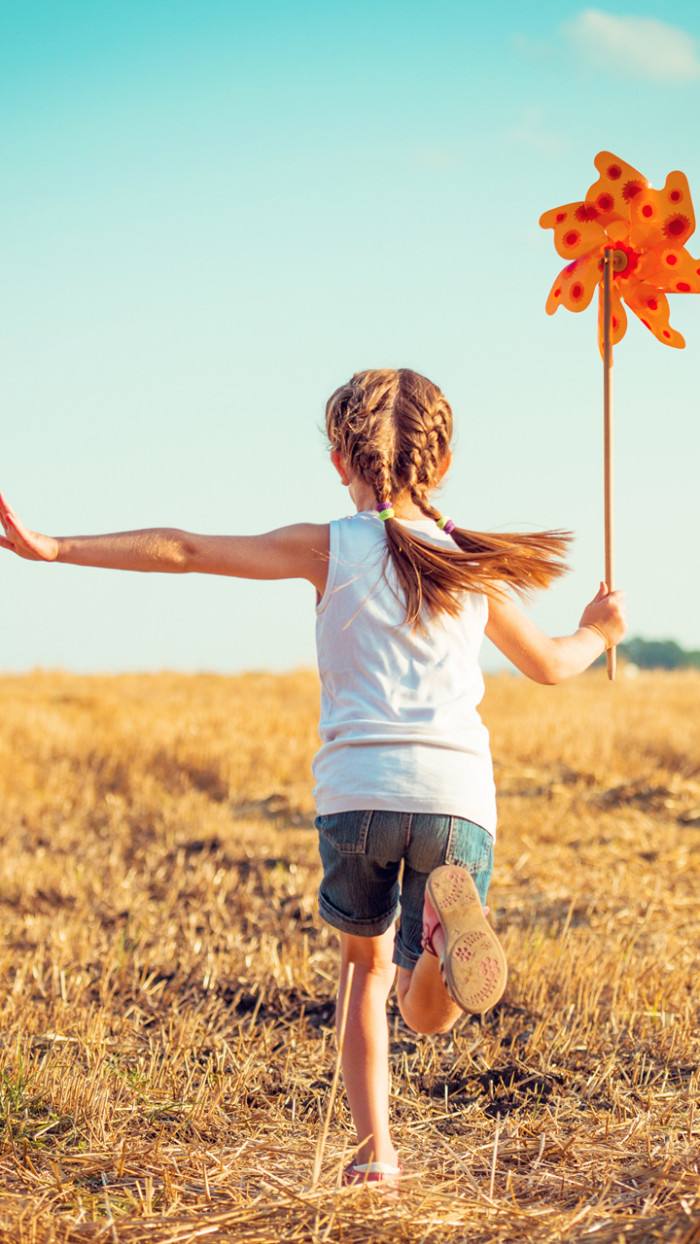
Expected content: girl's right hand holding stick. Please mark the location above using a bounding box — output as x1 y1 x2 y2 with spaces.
486 580 627 683
578 580 627 652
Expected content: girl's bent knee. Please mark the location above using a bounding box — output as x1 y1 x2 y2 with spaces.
400 1009 458 1037
397 980 461 1036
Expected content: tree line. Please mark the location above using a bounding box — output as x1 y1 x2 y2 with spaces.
596 637 700 670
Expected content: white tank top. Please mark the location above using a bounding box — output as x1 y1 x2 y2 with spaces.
312 511 497 838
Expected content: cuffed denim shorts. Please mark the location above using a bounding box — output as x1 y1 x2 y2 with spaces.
314 809 494 971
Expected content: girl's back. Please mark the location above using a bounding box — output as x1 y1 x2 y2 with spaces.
313 509 496 834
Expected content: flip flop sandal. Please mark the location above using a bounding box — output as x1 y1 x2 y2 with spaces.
423 864 508 1014
342 1161 402 1186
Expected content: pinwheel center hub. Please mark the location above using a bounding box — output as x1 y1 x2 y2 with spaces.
599 242 639 281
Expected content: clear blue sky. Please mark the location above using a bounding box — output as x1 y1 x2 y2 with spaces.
3 1 699 673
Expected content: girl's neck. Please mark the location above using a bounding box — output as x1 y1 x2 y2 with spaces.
349 481 431 520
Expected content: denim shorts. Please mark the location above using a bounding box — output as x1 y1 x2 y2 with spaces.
315 809 494 971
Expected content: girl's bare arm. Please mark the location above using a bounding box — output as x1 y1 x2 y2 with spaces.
0 494 330 592
485 582 627 684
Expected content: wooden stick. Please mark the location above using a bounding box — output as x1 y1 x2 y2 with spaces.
602 249 616 682
311 959 355 1187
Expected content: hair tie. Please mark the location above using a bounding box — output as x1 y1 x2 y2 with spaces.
437 515 456 534
376 501 395 521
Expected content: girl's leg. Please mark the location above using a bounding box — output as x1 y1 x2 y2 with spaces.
396 840 495 1034
337 926 399 1167
396 923 463 1035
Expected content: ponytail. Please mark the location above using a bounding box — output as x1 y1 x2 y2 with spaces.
380 512 572 630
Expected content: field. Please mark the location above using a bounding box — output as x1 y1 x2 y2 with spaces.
0 668 698 1243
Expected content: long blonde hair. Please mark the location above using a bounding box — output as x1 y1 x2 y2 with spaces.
325 367 572 628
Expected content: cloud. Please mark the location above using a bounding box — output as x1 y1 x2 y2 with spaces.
566 9 700 82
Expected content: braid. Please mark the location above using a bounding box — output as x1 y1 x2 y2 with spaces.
364 453 394 510
327 372 399 502
409 485 441 523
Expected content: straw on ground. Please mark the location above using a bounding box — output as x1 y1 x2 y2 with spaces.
0 668 697 1242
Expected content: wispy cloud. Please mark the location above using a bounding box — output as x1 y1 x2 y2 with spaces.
565 9 700 82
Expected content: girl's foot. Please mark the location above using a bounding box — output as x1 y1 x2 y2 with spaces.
342 1160 402 1186
422 865 507 1014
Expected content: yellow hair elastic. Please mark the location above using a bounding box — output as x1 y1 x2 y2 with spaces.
436 515 456 533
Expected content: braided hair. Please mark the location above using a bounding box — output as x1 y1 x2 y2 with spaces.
325 368 571 629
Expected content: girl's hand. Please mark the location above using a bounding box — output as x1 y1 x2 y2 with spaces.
578 581 627 649
0 493 59 562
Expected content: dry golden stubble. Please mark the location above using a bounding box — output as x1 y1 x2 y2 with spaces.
0 668 696 1242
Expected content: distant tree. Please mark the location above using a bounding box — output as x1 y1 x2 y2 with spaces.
594 636 700 670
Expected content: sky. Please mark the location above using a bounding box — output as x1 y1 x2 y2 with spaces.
2 0 699 675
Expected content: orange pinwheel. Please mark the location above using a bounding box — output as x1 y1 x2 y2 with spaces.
540 151 700 351
539 151 698 684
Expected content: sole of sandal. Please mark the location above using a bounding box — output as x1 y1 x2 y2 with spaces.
425 864 507 1014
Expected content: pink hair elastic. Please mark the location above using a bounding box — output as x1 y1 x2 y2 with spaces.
376 501 395 521
437 515 456 533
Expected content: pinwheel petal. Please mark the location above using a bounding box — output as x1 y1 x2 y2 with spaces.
540 202 607 261
629 171 696 251
622 283 685 349
597 285 627 355
555 220 606 262
637 245 700 293
586 151 647 226
539 203 583 230
546 253 600 315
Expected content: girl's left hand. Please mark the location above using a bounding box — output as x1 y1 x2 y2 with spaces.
0 494 59 561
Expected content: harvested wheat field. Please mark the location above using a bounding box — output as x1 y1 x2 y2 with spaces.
0 668 697 1243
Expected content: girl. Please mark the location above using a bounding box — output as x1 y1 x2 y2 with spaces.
0 367 626 1185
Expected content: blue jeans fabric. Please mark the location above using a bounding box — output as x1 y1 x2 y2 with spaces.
315 809 494 971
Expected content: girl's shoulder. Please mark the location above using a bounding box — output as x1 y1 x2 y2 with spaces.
324 512 380 561
329 510 383 538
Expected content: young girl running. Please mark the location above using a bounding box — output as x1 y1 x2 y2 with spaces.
0 367 626 1184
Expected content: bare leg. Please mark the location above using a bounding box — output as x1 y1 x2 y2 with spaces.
336 927 399 1166
396 923 463 1034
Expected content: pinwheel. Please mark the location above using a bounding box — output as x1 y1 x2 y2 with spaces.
540 151 700 680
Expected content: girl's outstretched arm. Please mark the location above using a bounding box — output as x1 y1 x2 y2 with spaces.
485 582 627 684
0 494 329 592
